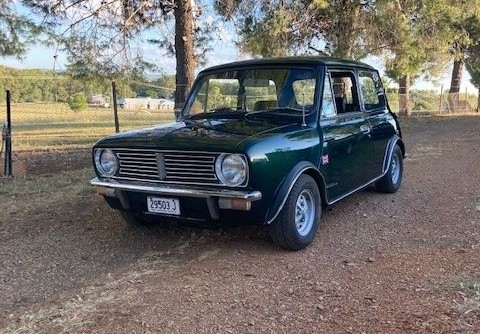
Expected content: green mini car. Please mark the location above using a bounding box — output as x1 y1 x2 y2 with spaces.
91 57 405 250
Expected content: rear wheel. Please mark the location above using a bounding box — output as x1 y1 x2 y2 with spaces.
376 145 403 193
268 174 321 250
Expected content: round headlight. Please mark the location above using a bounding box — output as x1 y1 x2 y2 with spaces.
215 154 247 186
94 149 118 177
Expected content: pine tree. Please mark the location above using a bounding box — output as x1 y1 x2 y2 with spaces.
26 0 211 108
373 0 451 115
0 1 40 57
444 1 480 110
215 0 374 58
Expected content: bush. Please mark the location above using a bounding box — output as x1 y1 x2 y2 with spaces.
68 92 88 111
145 89 158 99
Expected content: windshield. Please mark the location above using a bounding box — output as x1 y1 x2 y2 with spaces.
184 68 317 118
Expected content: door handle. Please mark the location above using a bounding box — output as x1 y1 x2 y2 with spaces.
360 125 371 135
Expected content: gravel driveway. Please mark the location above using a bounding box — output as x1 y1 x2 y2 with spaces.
1 115 479 333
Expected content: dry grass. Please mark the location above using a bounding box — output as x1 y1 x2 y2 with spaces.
0 102 175 151
1 102 477 151
5 272 142 333
0 168 95 220
408 110 480 117
453 277 480 316
3 243 199 334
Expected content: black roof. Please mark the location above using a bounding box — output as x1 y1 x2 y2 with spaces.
202 57 376 73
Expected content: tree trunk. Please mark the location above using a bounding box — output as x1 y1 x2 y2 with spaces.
448 57 464 112
334 0 359 59
449 58 464 94
398 74 411 116
174 0 196 111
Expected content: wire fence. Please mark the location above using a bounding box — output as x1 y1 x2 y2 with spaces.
0 77 178 153
386 89 479 115
0 77 479 154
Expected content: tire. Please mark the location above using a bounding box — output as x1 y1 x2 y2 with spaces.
268 174 321 250
376 145 403 193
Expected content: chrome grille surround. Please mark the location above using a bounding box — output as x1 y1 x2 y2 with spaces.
110 149 248 187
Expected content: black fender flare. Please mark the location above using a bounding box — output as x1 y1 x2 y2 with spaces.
264 161 327 224
383 135 405 173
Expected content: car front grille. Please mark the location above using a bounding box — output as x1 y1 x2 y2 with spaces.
114 149 220 185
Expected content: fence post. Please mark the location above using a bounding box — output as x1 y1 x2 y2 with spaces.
477 86 480 113
112 81 120 133
439 85 443 114
3 90 13 178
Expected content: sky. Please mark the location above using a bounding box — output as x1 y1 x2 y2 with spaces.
0 1 477 94
2 42 476 93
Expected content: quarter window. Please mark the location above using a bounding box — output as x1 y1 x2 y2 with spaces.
359 71 385 111
321 75 336 118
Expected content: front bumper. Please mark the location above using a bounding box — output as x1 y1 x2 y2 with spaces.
90 178 262 201
90 178 262 221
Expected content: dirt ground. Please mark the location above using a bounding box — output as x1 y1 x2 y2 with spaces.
1 115 479 333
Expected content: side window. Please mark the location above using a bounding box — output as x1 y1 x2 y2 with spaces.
359 70 385 111
321 74 336 118
330 72 360 113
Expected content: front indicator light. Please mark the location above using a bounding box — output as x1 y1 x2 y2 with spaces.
218 198 252 211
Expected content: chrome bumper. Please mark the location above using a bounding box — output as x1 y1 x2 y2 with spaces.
90 178 262 201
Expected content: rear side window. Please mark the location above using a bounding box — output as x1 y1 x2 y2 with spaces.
359 70 385 111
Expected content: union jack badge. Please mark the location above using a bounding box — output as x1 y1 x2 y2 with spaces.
321 154 329 165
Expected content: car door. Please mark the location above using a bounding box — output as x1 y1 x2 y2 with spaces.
319 69 376 202
358 69 398 176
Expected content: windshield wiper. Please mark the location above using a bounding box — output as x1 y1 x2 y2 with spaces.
267 107 304 113
246 107 305 118
188 108 246 120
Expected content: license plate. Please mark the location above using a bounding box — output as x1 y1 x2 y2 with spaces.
147 197 180 215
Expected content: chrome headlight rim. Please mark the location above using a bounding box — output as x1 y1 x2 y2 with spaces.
94 148 119 177
215 153 248 187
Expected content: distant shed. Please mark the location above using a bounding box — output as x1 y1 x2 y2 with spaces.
118 97 174 111
88 94 110 108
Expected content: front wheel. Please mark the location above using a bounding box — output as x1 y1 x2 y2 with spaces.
268 174 321 250
376 145 403 193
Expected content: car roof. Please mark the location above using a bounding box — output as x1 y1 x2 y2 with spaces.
202 57 377 73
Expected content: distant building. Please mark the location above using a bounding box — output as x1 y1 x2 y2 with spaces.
117 97 174 111
88 94 110 108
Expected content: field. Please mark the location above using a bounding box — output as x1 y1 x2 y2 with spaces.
0 102 478 153
0 112 479 333
0 103 175 151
